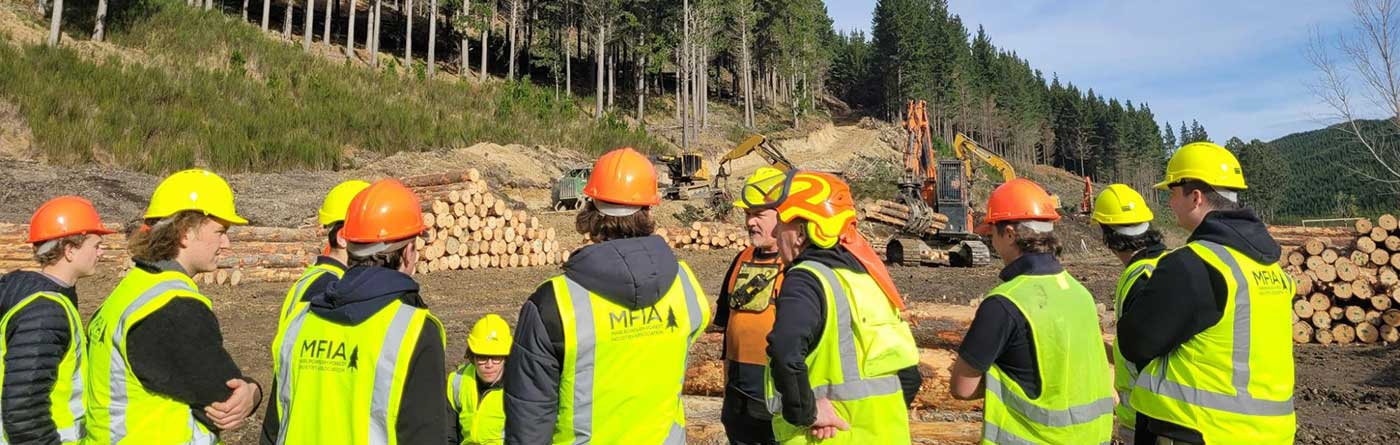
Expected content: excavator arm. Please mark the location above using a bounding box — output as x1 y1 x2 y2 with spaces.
952 133 1016 183
718 134 795 174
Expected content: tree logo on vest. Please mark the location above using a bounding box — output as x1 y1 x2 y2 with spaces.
300 338 361 374
607 305 680 341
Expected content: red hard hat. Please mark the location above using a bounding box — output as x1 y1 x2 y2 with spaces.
583 147 661 207
976 178 1060 235
340 179 426 243
28 196 115 243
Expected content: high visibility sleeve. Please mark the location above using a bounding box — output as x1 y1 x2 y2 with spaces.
1 298 71 445
766 268 825 427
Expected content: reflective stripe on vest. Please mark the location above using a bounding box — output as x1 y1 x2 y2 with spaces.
559 265 703 445
985 375 1114 427
1132 241 1295 416
1113 257 1158 424
282 268 332 320
0 292 86 445
764 262 903 413
982 421 1111 445
450 371 464 413
107 280 207 444
274 303 420 445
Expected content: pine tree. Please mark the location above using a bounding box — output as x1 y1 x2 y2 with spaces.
1163 121 1177 149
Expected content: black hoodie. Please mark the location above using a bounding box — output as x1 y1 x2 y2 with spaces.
0 270 77 445
259 266 449 445
502 235 682 445
1118 209 1282 443
766 245 922 427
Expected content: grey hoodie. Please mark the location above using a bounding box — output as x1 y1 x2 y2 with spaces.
501 235 681 445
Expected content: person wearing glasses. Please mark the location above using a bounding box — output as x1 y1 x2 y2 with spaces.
449 314 513 445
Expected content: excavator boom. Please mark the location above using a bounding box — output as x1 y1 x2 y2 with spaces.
952 132 1016 183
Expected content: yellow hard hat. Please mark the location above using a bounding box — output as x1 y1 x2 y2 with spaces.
1154 142 1247 190
145 169 248 225
733 167 788 210
467 314 513 357
1091 184 1154 226
318 180 372 226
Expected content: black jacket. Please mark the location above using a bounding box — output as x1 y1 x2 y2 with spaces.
0 271 78 445
502 235 680 445
260 265 449 445
766 246 921 427
1118 209 1281 442
121 261 260 436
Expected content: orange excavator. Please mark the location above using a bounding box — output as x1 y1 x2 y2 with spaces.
880 100 991 267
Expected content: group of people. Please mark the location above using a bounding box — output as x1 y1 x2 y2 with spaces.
0 141 1294 445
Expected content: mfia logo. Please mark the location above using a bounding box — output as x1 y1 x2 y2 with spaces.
1251 269 1290 291
607 306 680 340
299 339 360 372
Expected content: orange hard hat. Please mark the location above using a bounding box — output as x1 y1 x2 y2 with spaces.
340 179 426 244
771 171 858 249
976 178 1060 235
583 147 660 208
28 196 115 244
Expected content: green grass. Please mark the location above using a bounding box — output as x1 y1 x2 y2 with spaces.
0 0 663 174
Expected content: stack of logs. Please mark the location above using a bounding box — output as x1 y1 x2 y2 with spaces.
1281 215 1400 345
408 169 566 273
657 222 750 250
1 223 319 287
860 199 949 235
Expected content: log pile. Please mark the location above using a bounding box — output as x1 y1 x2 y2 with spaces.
1 223 319 287
406 169 567 273
657 223 750 250
859 199 949 236
1279 217 1400 345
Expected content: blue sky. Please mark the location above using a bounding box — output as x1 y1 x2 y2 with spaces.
824 1 1355 142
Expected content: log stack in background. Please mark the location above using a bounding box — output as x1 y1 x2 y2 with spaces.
1278 215 1400 345
657 222 750 250
406 169 566 273
1 223 318 287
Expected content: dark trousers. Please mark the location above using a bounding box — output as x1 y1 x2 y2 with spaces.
721 386 776 445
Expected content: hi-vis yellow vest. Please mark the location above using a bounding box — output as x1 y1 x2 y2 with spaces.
764 261 915 445
980 270 1114 444
82 267 219 445
448 364 505 445
276 262 345 328
271 300 444 445
1130 241 1295 444
0 291 85 444
1111 250 1165 436
550 262 710 444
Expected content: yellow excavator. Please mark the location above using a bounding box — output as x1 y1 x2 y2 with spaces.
655 134 795 204
952 132 1016 183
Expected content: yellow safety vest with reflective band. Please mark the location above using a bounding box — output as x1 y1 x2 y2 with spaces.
276 262 344 328
764 261 912 445
448 364 505 445
82 268 219 445
0 292 85 444
981 270 1114 445
550 262 710 445
272 299 444 445
1130 241 1295 444
1111 251 1165 436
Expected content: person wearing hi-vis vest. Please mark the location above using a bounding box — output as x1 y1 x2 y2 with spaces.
715 167 789 445
261 179 449 445
1119 142 1295 445
757 170 918 445
502 147 711 445
449 314 513 445
1090 184 1169 444
273 180 371 331
0 196 113 444
949 178 1115 444
84 169 263 445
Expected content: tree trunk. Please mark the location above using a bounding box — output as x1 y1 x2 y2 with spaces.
607 41 615 110
205 0 213 12
479 3 490 82
262 0 271 31
700 44 708 129
635 32 645 127
594 23 605 120
371 0 382 66
403 0 413 68
283 1 293 39
507 0 518 80
564 23 572 95
741 22 753 128
323 0 333 44
93 0 107 41
427 0 436 77
303 0 315 51
459 0 470 78
346 0 358 58
242 0 249 21
47 0 63 46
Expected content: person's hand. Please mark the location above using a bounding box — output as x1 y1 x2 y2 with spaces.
809 398 849 440
205 379 259 431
